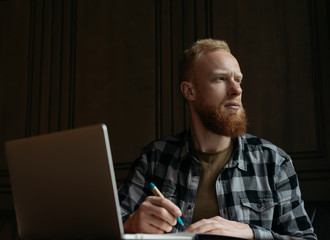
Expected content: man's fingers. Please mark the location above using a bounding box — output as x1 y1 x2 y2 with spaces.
184 216 254 239
149 215 175 233
145 197 179 226
137 216 172 234
184 218 215 233
133 196 180 231
184 217 227 233
147 196 182 219
124 196 183 234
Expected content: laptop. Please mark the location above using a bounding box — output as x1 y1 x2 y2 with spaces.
5 124 194 240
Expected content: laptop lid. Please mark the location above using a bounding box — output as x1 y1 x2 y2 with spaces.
5 124 123 239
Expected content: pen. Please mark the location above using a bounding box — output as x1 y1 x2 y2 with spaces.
149 182 184 226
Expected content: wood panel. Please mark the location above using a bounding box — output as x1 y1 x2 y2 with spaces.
74 0 156 169
25 0 77 136
0 0 330 217
0 0 30 211
0 0 78 210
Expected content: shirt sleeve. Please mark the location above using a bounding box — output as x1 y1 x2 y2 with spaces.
251 157 317 240
118 150 150 222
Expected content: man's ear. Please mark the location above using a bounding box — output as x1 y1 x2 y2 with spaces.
180 81 195 101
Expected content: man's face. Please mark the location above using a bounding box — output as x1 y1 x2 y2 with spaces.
192 50 247 137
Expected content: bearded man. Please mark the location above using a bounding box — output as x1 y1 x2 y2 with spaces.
118 39 316 240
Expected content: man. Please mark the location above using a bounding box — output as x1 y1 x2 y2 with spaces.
118 39 317 239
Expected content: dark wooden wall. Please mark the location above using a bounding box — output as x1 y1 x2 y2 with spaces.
1 0 330 237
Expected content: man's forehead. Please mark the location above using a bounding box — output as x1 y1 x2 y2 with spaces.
192 49 243 79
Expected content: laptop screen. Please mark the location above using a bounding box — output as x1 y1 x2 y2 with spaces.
5 124 123 239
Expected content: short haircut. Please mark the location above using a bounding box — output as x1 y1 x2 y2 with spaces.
180 39 231 83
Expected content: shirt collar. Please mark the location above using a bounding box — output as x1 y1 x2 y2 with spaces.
181 130 248 171
225 135 248 171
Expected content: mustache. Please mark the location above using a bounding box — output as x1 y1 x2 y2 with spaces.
220 99 242 107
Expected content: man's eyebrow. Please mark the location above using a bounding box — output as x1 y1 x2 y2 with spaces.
236 72 243 79
213 70 243 78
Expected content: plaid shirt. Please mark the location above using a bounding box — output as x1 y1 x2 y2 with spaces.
118 130 317 240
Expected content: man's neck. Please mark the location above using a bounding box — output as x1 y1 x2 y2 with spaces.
190 123 232 153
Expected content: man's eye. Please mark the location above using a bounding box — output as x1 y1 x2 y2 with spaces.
235 79 242 84
217 77 225 81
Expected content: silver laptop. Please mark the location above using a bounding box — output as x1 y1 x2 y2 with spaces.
5 124 194 240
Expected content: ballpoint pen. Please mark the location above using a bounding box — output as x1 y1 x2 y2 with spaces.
149 182 184 226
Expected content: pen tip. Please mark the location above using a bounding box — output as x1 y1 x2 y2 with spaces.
177 217 184 226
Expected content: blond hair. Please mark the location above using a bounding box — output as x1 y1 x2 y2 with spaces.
180 39 231 82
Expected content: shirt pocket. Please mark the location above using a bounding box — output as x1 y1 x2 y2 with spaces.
160 182 177 202
240 196 276 227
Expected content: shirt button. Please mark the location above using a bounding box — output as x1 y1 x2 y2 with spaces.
257 203 262 208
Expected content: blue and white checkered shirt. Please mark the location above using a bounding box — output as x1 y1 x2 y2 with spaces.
118 130 317 240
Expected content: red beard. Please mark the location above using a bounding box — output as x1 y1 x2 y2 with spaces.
194 96 247 138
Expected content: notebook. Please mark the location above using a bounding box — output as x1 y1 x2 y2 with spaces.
5 124 194 240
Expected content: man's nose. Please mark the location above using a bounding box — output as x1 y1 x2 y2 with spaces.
227 79 242 96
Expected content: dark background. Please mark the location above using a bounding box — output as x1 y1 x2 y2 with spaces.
1 0 329 239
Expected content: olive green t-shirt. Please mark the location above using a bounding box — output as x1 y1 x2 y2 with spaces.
192 143 233 222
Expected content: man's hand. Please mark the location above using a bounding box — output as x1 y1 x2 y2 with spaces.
123 196 182 234
184 216 254 239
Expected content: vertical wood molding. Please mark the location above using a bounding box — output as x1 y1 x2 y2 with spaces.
308 0 327 158
290 0 329 173
25 0 77 137
0 0 78 205
205 0 213 38
296 0 330 181
154 0 162 139
25 0 37 137
68 0 77 130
